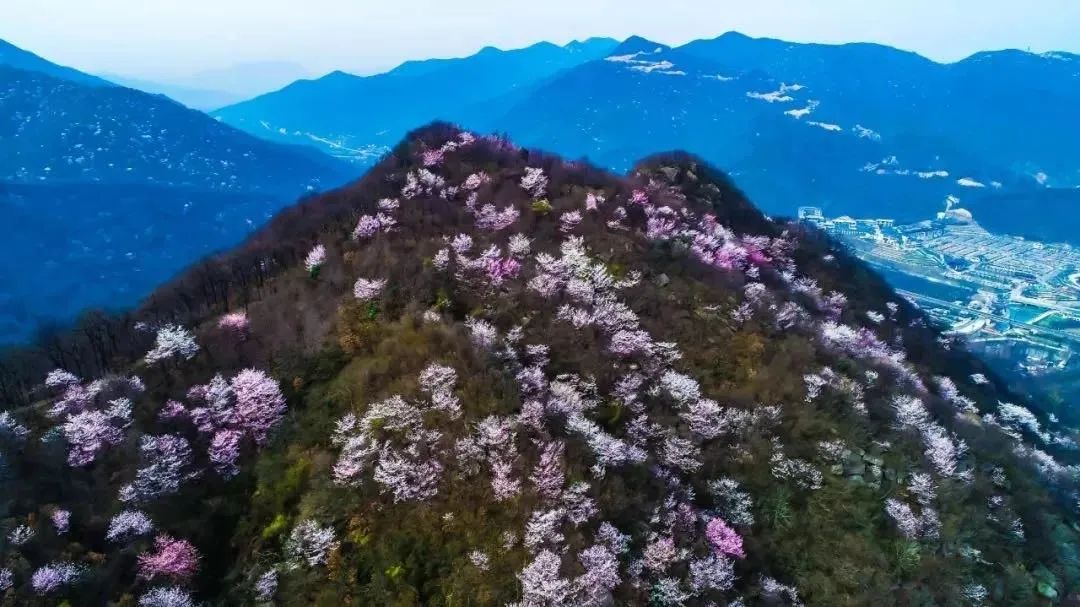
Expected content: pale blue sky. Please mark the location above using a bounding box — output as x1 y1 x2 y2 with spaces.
2 0 1078 80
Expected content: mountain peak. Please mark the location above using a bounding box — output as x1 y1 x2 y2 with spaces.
609 35 671 57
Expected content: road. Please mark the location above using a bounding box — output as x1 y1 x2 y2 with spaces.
896 289 1080 344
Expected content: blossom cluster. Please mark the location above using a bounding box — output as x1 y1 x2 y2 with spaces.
331 363 462 501
186 369 286 477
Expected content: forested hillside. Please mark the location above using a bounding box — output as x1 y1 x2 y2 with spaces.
0 125 1077 606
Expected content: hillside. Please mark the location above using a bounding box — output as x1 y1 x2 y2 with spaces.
0 65 353 193
0 38 111 87
0 58 359 341
0 125 1077 605
0 181 288 342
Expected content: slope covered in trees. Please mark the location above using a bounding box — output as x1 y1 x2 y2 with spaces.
0 124 1078 606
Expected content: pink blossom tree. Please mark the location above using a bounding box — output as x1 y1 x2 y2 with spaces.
705 517 745 559
138 535 199 581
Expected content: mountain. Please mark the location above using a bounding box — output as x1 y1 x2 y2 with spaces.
216 33 1080 229
0 38 111 87
100 73 242 110
0 181 285 342
0 65 352 193
183 61 313 99
680 32 1080 189
0 124 1077 605
0 62 357 342
485 36 1001 222
213 38 619 162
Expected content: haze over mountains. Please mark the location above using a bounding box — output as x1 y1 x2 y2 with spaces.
105 61 313 110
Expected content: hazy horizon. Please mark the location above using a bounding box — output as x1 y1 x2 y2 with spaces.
2 0 1079 85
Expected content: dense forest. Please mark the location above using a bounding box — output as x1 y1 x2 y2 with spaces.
0 124 1078 606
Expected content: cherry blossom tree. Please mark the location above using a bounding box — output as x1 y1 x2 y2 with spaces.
138 587 195 607
0 411 28 442
353 277 387 301
62 409 124 466
705 517 745 558
560 211 583 233
45 369 80 388
285 519 338 568
138 535 199 581
254 569 278 602
31 562 82 595
121 434 196 502
518 550 572 605
530 441 565 500
304 244 327 276
689 554 735 593
520 167 549 198
51 509 70 534
217 312 250 338
145 325 199 364
107 509 154 542
575 544 620 604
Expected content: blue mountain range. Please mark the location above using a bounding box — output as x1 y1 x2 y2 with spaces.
216 33 1080 228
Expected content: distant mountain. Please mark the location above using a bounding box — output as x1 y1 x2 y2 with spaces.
213 38 619 162
183 60 313 99
216 33 1078 226
0 59 356 341
483 36 1011 222
0 182 282 341
0 65 353 194
0 38 112 87
680 32 1080 188
101 73 242 110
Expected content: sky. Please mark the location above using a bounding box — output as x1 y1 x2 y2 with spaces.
2 0 1079 83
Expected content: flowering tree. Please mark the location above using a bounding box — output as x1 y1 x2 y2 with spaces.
560 211 583 233
138 535 199 581
254 570 278 602
62 409 125 466
45 369 80 388
285 519 338 568
304 244 327 277
188 369 286 476
107 509 154 542
31 562 82 595
705 517 745 558
0 410 29 442
51 509 71 534
138 586 195 607
518 550 572 605
353 277 387 301
530 441 566 501
121 434 196 502
520 167 549 198
145 325 199 364
217 312 250 339
8 524 34 546
689 554 735 593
